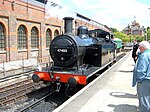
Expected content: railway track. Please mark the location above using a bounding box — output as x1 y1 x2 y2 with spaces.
16 91 57 112
0 73 46 107
0 51 130 112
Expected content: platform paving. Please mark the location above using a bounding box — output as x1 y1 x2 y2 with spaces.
53 51 139 112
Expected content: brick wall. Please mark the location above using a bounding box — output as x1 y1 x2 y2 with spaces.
0 0 62 63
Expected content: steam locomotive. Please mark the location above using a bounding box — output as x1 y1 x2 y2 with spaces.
32 17 117 91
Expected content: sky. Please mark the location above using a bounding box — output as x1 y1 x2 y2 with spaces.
45 0 150 31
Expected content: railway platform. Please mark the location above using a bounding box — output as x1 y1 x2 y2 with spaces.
53 51 139 112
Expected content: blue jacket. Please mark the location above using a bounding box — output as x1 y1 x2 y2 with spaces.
132 49 150 87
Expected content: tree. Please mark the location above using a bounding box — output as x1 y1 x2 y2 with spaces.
110 27 118 33
134 35 143 42
110 27 144 42
113 31 129 42
147 28 150 41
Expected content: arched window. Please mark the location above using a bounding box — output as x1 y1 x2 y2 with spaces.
18 25 27 49
31 27 39 49
46 29 52 48
0 23 5 51
54 30 59 37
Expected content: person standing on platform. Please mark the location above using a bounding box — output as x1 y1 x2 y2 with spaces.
132 40 139 63
132 41 150 112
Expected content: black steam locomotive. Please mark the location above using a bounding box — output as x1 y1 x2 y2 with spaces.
32 17 116 91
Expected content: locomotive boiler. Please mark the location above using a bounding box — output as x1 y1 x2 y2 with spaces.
50 17 92 68
32 17 116 91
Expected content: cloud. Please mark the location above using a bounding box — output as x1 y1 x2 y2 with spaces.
45 0 76 19
46 0 150 31
69 0 150 31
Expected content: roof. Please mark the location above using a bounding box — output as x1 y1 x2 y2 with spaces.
113 38 122 42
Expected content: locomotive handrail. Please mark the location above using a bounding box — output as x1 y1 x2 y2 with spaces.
49 61 54 82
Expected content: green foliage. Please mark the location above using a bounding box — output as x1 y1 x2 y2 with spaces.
134 35 144 42
111 27 144 42
113 31 129 42
110 27 118 33
147 28 150 41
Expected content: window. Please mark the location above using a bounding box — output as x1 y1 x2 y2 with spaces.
46 29 52 48
54 30 59 37
0 23 5 51
31 27 39 49
18 25 27 49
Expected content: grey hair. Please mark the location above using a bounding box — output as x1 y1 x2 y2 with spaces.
139 41 150 49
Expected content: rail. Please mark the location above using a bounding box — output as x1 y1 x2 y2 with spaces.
0 77 46 107
17 91 57 112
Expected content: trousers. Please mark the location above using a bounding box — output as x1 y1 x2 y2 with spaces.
137 80 150 112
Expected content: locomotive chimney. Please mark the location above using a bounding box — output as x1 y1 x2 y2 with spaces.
63 17 74 34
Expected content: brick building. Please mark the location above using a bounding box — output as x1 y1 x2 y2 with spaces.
123 20 145 37
0 0 110 63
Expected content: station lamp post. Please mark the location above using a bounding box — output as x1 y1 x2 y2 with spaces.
145 27 147 41
128 25 132 42
147 8 150 41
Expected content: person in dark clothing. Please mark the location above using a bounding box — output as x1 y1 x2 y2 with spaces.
132 40 139 63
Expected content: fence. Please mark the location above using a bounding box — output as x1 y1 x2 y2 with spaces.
0 58 38 77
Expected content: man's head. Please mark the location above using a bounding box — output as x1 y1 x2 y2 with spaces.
139 41 150 53
133 40 137 44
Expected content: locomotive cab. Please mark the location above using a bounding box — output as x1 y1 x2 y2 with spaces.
85 29 116 67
